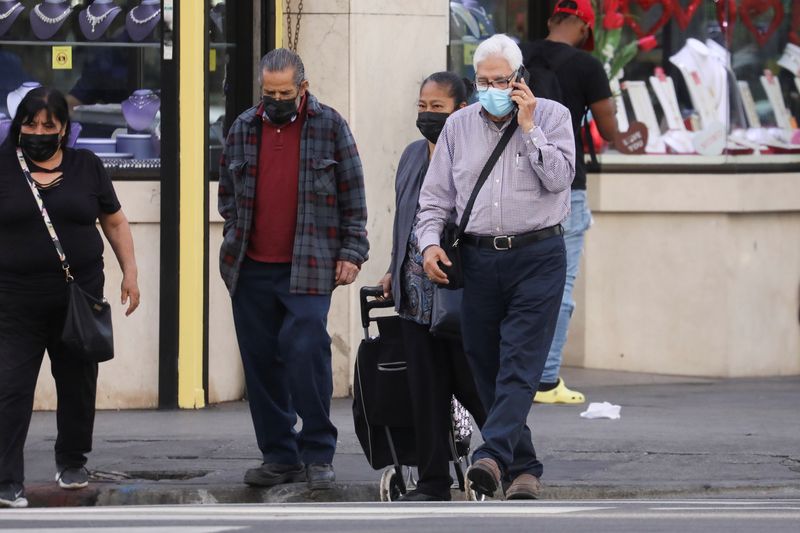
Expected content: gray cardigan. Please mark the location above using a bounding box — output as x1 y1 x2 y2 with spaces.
387 139 429 314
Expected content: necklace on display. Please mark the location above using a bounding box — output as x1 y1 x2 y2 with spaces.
86 4 120 33
0 2 21 20
129 6 161 25
34 3 72 25
128 92 159 110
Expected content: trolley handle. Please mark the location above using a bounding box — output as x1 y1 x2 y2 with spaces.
360 285 394 328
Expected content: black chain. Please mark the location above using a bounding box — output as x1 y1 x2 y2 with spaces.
285 0 303 52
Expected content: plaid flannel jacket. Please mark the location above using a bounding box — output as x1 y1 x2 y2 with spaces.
218 93 369 295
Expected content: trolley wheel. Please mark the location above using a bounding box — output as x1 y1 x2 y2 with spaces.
379 467 408 502
465 481 487 502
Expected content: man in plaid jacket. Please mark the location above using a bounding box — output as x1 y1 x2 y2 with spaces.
218 48 369 491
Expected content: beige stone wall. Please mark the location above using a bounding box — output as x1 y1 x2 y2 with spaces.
286 0 450 395
564 172 800 378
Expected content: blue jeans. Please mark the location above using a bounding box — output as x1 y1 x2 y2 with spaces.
460 235 566 478
541 190 592 384
231 259 337 465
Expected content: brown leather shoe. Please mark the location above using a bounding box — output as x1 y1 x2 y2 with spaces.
504 473 542 500
467 458 502 497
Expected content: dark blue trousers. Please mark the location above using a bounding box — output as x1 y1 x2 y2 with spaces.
232 259 337 465
460 235 566 480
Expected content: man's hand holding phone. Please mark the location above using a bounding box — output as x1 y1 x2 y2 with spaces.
422 245 452 285
511 75 537 134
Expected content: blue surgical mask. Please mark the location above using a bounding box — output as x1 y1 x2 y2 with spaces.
478 87 514 117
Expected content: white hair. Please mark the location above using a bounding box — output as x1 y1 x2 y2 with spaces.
472 34 522 72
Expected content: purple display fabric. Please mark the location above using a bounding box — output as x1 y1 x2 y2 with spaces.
121 89 160 132
67 122 82 148
78 1 122 41
0 1 25 38
0 119 11 146
29 1 73 40
125 1 160 42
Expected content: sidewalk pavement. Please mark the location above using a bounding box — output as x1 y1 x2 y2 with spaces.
21 367 800 506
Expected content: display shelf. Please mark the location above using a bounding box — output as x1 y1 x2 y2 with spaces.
0 39 159 48
592 152 800 173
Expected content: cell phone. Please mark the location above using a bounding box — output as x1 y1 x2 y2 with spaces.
516 65 530 85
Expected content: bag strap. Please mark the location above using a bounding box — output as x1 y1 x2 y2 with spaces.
583 109 600 172
15 148 73 282
454 114 519 244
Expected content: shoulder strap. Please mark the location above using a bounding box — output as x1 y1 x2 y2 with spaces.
455 114 519 242
15 148 72 282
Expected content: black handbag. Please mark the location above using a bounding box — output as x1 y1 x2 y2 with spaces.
429 286 462 339
16 149 114 363
438 114 518 290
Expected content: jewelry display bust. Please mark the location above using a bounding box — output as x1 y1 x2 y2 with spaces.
669 38 729 130
79 0 122 41
7 81 41 119
125 0 161 42
0 0 24 38
121 89 160 132
29 0 73 40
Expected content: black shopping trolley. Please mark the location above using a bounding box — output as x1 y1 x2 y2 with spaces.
352 286 481 501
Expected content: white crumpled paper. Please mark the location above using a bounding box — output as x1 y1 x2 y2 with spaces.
580 401 621 420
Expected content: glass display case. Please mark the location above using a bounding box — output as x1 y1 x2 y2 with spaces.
448 0 800 170
0 0 164 178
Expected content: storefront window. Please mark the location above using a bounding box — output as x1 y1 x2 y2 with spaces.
588 0 800 167
449 0 529 82
0 0 164 177
448 0 800 169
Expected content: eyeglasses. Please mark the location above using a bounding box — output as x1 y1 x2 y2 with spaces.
474 72 516 92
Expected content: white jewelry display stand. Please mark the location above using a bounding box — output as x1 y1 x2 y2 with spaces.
733 79 800 152
761 71 794 130
622 80 666 153
648 71 695 153
669 39 728 129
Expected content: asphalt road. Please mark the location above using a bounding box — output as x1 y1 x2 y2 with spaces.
1 499 798 532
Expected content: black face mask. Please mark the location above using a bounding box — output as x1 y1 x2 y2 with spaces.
262 94 299 125
416 112 450 144
19 133 61 162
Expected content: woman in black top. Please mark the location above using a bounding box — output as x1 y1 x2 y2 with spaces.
0 87 139 508
378 73 486 501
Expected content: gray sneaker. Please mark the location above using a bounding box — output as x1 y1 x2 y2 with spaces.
55 466 89 490
306 463 335 490
0 483 28 508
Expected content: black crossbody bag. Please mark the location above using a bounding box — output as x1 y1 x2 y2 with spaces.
438 115 518 290
16 149 114 363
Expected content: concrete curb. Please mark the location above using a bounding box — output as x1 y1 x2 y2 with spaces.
23 481 800 507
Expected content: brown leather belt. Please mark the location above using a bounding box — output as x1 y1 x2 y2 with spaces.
462 224 564 251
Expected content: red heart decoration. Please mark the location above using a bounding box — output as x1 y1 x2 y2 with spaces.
790 0 800 45
672 0 702 30
621 0 674 38
715 0 737 45
738 0 785 47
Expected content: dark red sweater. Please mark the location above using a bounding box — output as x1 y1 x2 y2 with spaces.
246 98 306 263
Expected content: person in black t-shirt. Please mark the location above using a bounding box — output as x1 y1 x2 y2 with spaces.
521 0 618 405
0 87 139 509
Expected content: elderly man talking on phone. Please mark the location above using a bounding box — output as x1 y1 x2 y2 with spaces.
416 34 575 500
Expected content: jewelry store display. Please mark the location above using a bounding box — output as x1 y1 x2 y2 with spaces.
669 39 729 130
7 81 41 119
30 1 73 40
79 0 122 40
622 80 667 153
126 0 161 42
121 89 160 132
0 1 23 38
760 70 794 131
